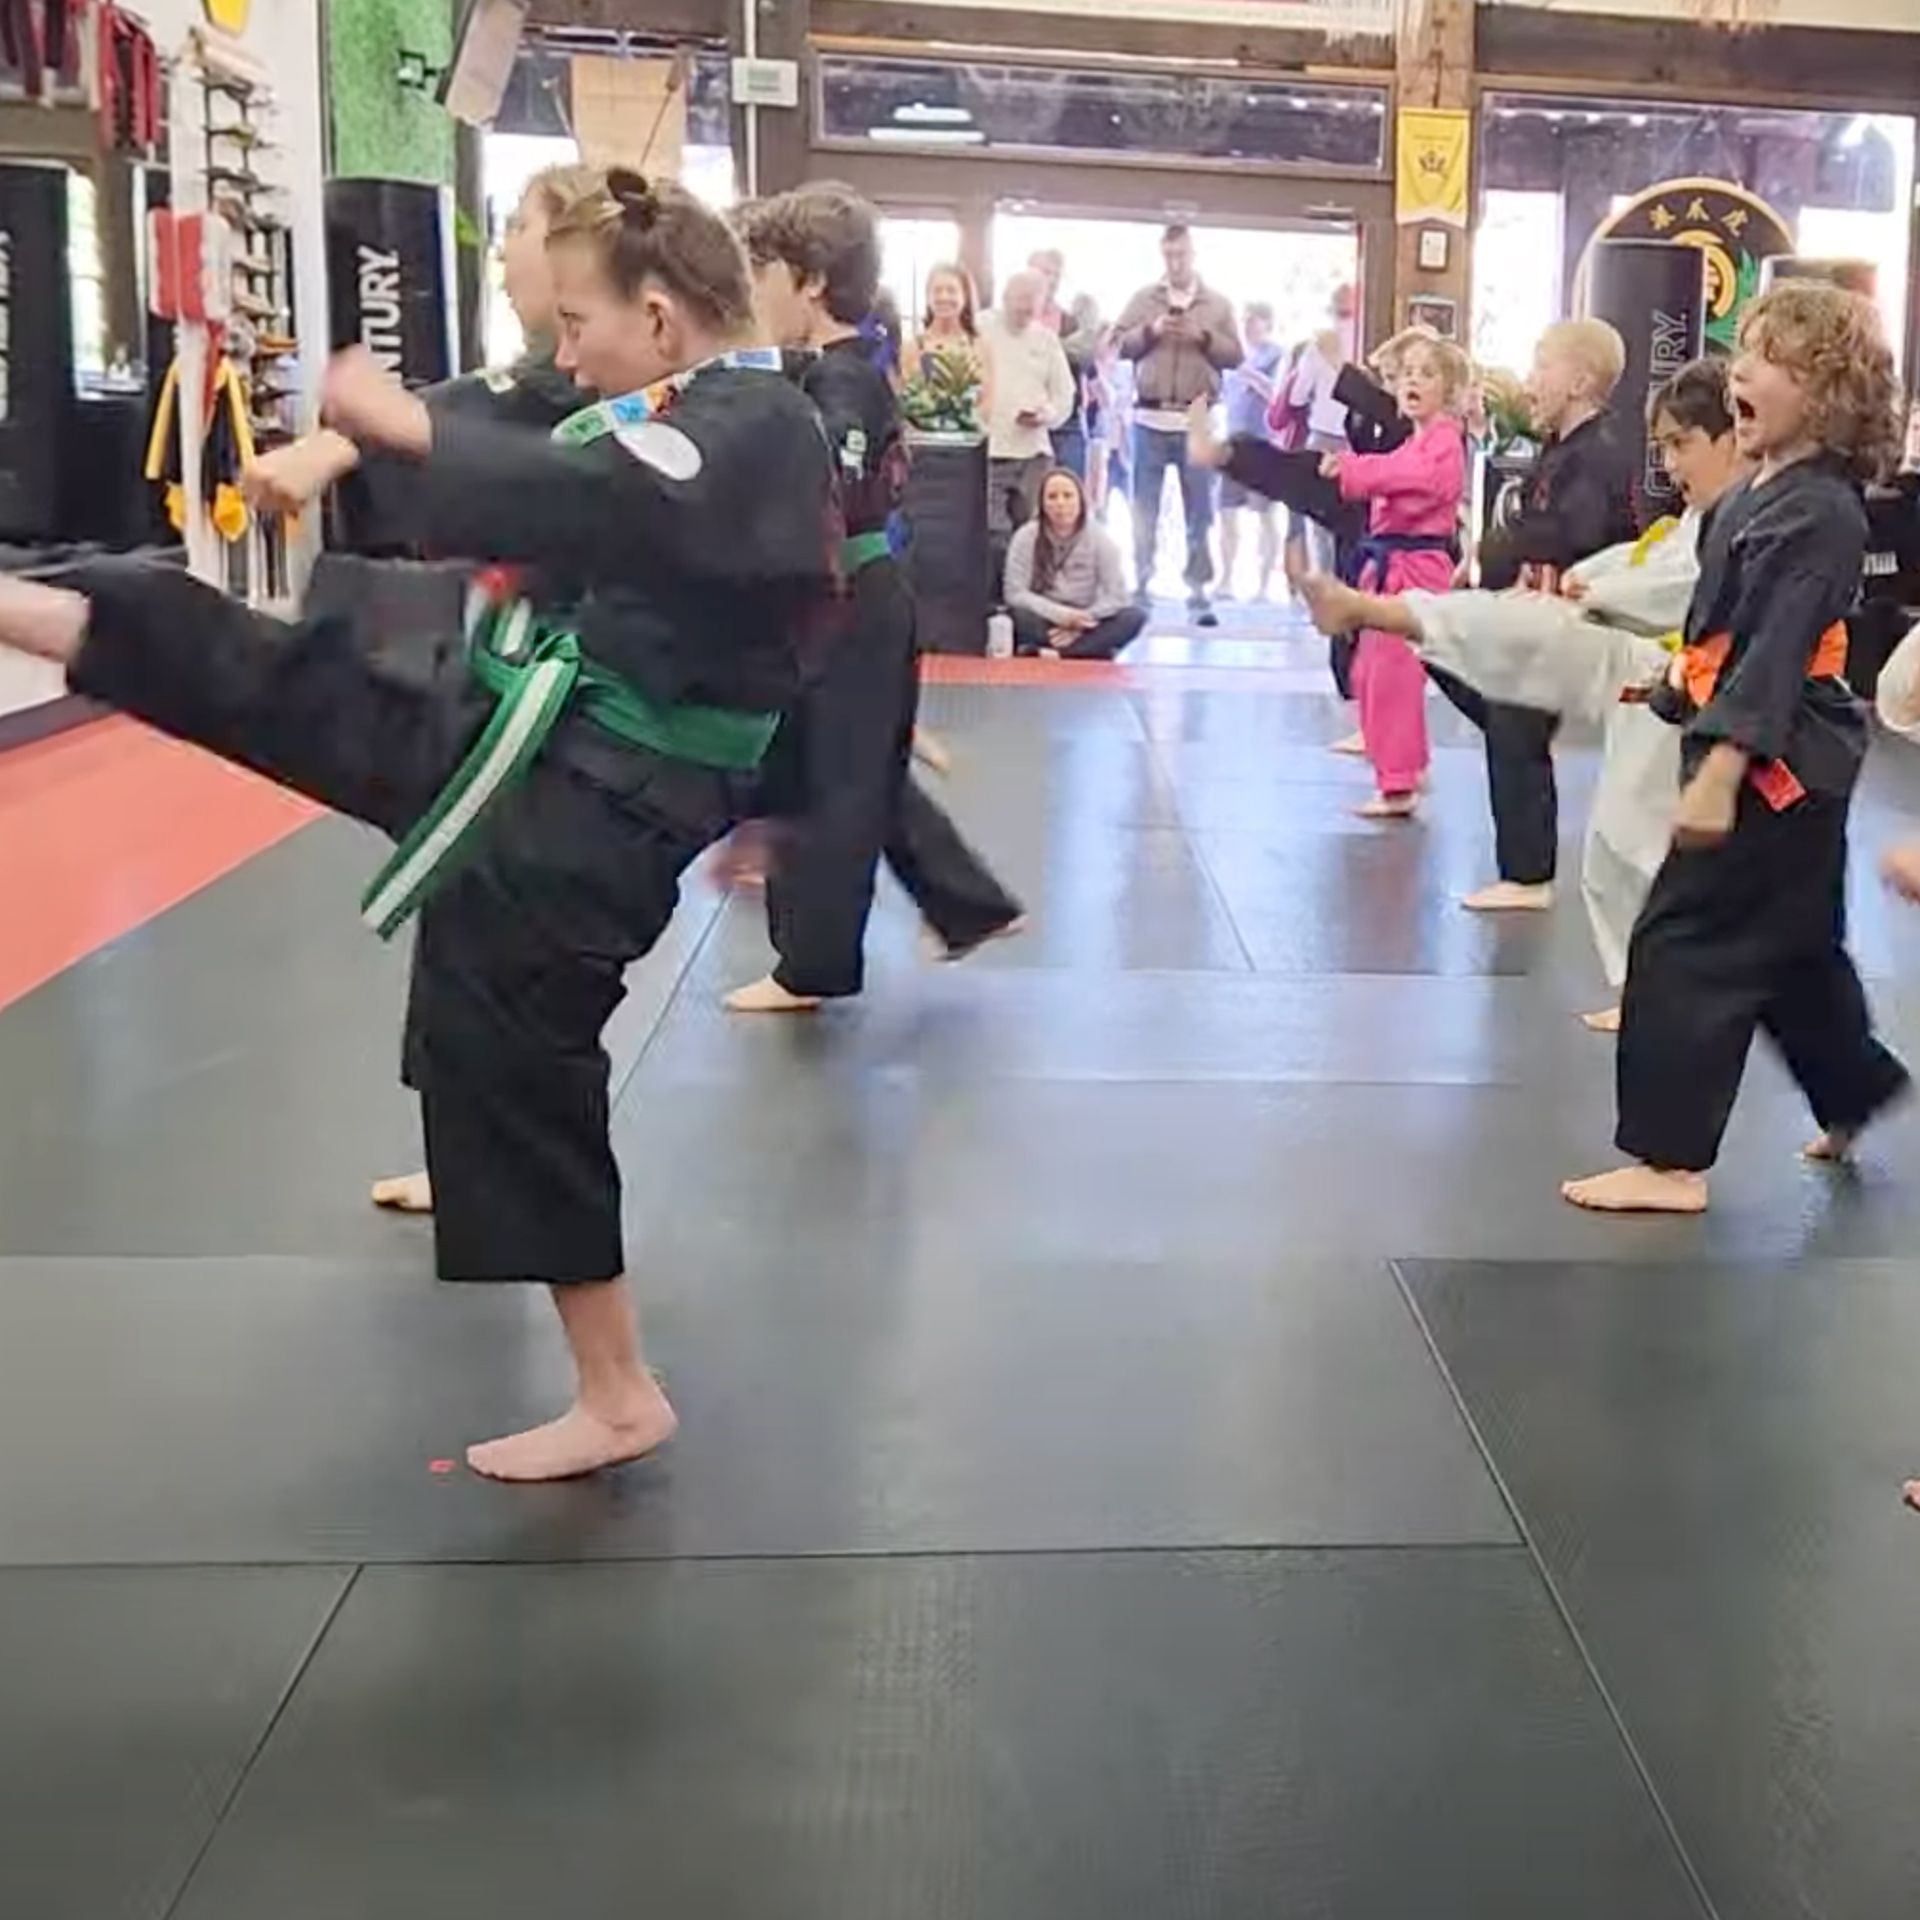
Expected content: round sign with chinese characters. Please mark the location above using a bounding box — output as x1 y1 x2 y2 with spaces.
1591 179 1792 353
204 0 250 32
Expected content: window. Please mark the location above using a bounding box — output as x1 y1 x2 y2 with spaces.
818 55 1388 175
66 168 107 381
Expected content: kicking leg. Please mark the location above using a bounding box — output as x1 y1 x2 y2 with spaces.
1301 573 1423 641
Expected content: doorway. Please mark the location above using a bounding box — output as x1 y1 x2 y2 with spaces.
992 207 1360 600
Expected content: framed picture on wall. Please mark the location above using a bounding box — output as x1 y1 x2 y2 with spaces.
1406 294 1457 339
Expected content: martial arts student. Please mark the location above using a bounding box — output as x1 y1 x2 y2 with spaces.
1562 284 1909 1215
1302 358 1745 1029
247 161 601 1221
1317 334 1469 818
1447 319 1638 913
724 182 1024 1015
0 170 838 1477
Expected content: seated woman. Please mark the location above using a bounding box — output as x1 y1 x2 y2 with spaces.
1003 467 1147 660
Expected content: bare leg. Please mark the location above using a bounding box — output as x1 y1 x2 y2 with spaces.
467 1278 678 1482
1255 508 1280 601
1219 512 1241 599
0 578 88 664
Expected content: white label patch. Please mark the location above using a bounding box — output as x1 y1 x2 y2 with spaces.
614 420 703 482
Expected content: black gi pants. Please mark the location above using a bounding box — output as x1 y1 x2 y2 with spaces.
66 558 741 1284
763 558 1022 993
1429 669 1559 885
1616 786 1908 1171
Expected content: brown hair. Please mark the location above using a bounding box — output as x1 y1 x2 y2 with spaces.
1648 357 1733 439
546 166 752 333
1031 466 1090 597
922 261 978 338
736 181 881 326
1738 282 1902 486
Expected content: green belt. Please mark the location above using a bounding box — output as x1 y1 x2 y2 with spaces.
359 617 777 941
841 529 893 574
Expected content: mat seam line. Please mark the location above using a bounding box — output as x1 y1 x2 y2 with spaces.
1133 694 1259 974
1385 1256 1722 1920
609 889 730 1115
156 1562 363 1920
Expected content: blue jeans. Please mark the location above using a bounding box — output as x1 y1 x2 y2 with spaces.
1130 424 1215 599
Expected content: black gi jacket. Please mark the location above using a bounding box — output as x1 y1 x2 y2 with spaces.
1480 408 1638 591
1661 456 1868 797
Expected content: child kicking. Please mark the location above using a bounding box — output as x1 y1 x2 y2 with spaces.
1303 358 1745 1027
1562 284 1908 1214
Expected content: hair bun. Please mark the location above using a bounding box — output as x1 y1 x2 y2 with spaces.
605 167 658 228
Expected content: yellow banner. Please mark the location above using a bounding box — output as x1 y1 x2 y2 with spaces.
1396 108 1471 229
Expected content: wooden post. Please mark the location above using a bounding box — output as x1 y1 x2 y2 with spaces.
1393 0 1474 342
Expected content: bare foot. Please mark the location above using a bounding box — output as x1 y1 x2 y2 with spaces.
1356 793 1417 819
1802 1128 1858 1164
467 1377 678 1482
1462 881 1555 913
1561 1165 1709 1214
371 1170 433 1213
937 913 1029 964
1580 1005 1622 1034
912 727 953 777
1300 573 1365 638
1903 1480 1920 1513
725 974 823 1014
1329 730 1368 757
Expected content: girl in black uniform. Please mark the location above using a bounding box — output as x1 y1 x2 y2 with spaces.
725 182 1023 1015
0 171 838 1479
1565 285 1909 1214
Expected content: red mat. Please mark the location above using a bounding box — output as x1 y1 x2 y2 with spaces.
0 716 318 1013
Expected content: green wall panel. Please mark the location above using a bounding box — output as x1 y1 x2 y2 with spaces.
327 0 454 184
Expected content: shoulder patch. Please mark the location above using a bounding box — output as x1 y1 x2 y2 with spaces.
615 419 704 482
483 369 517 394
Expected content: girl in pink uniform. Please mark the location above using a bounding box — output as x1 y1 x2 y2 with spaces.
1325 337 1471 818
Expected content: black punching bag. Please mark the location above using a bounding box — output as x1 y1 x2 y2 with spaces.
1585 239 1705 526
0 164 74 541
324 180 457 387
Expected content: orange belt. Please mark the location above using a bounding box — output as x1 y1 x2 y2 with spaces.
1674 620 1848 812
1679 621 1847 709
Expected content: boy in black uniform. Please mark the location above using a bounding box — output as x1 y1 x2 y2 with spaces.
1449 318 1639 912
725 182 1022 1014
0 171 838 1479
1565 284 1909 1214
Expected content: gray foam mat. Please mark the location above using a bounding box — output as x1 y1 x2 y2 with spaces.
0 1252 1509 1565
0 1566 350 1920
167 1553 1700 1920
1402 1256 1920 1920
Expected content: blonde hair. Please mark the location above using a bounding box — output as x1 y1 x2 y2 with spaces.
1739 282 1902 486
1539 319 1627 402
1399 334 1474 411
518 162 601 228
1369 323 1438 382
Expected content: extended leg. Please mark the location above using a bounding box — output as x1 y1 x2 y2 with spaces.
884 775 1025 955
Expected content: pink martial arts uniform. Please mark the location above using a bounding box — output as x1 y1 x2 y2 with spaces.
1337 417 1467 798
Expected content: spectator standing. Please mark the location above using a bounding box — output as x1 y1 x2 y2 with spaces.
1116 224 1243 624
1281 283 1359 577
1031 248 1097 480
979 268 1076 534
900 262 989 431
1004 468 1148 660
1217 300 1285 603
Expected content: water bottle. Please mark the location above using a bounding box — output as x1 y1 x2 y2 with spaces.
986 612 1014 659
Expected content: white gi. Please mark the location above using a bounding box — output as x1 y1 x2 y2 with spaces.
1404 515 1700 988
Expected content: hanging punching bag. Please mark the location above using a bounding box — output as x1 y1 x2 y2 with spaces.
1585 239 1706 526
